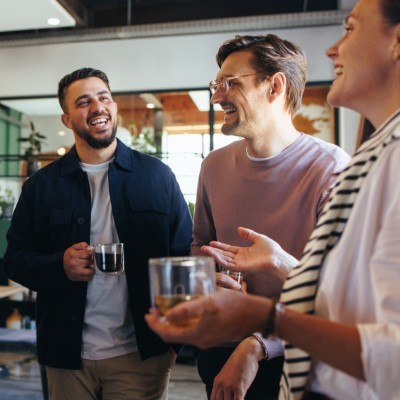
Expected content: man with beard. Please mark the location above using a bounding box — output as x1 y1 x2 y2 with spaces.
191 34 350 399
3 68 192 400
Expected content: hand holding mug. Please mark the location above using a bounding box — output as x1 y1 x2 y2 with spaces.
63 242 95 282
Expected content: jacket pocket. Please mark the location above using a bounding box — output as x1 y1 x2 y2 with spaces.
127 196 170 217
34 207 72 232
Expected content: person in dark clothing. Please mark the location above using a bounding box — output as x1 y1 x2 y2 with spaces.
3 67 192 400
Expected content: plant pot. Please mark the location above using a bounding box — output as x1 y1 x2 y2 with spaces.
0 203 14 218
27 161 41 177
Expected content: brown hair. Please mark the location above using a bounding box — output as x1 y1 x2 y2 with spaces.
356 0 399 147
356 117 376 149
380 0 400 27
216 34 307 116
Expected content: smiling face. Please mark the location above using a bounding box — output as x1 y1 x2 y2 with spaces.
61 77 118 149
326 0 399 125
211 50 271 139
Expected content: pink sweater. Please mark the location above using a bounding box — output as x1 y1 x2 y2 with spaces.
192 134 350 298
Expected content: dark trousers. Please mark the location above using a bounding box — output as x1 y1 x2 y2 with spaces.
197 347 284 400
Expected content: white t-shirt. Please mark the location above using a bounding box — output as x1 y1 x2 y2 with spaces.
80 160 138 360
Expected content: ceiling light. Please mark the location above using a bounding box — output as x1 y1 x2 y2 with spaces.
139 93 163 109
189 90 222 112
57 147 66 156
0 0 76 34
47 17 61 26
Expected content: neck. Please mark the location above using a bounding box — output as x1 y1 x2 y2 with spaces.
366 103 400 130
246 123 301 158
75 139 117 164
358 73 400 129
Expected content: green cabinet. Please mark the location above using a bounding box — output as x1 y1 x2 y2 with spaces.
0 219 11 258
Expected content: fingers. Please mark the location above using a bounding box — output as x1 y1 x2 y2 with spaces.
145 314 173 339
63 242 95 281
237 227 257 242
210 385 225 400
216 272 242 291
201 246 231 267
67 242 94 264
165 298 204 324
144 313 198 345
72 242 92 251
209 241 240 254
202 245 239 270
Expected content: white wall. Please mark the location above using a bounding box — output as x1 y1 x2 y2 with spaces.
339 108 360 155
0 25 342 97
0 24 359 153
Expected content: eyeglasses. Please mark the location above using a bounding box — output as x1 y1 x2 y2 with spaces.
209 73 259 95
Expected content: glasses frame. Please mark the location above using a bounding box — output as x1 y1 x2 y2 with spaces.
209 73 259 95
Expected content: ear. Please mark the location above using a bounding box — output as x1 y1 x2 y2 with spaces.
61 113 71 129
393 23 400 60
269 72 286 98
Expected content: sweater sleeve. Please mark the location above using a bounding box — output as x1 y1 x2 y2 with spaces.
253 332 284 359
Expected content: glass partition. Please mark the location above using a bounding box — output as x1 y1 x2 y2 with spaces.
0 83 335 204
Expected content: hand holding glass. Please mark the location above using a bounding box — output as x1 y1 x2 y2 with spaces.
149 257 216 322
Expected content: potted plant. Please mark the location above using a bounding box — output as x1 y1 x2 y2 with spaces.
18 122 47 176
0 188 15 218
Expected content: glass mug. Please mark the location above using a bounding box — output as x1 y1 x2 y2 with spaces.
92 243 125 276
219 267 243 285
149 256 216 320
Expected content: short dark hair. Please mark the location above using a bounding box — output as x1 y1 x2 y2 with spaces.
380 0 400 26
216 34 306 116
58 67 111 112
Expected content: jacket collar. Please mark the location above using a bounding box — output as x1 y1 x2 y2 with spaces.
60 138 134 176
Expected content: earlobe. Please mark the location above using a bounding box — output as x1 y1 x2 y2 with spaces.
269 72 286 98
393 25 400 61
61 113 71 129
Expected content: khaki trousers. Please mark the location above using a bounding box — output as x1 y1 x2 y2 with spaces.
46 351 172 400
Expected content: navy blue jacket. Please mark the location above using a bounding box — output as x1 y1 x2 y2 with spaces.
3 140 192 369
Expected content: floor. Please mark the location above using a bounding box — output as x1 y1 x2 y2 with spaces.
0 351 207 400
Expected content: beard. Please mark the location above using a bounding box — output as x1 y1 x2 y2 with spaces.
221 120 240 136
75 118 118 149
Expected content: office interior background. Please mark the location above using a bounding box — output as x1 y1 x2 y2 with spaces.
0 0 360 206
0 1 361 397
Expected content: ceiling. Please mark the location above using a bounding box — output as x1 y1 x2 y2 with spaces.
0 0 356 47
0 0 356 118
58 0 340 28
1 0 341 32
0 0 75 33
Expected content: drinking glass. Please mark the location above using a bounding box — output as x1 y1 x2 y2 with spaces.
219 267 243 285
149 256 216 319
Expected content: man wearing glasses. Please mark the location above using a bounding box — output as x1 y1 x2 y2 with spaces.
191 34 350 399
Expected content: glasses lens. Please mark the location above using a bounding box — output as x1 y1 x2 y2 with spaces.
209 80 218 94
